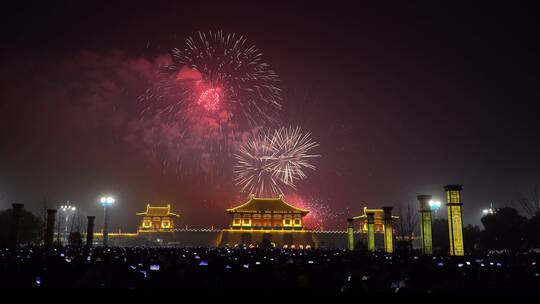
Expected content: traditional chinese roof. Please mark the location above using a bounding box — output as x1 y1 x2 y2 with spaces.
227 195 309 215
351 207 399 220
136 204 179 217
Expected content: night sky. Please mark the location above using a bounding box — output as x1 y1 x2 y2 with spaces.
1 2 539 230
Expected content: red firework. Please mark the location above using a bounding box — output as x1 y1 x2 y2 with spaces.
284 193 335 231
197 87 221 111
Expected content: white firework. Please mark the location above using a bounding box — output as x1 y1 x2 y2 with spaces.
234 126 319 197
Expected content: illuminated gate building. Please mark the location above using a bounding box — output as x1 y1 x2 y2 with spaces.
227 194 309 230
137 204 179 232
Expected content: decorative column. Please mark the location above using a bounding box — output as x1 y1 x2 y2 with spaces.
383 207 393 254
86 216 95 247
11 203 24 248
417 195 433 255
366 212 375 252
445 185 464 256
45 209 57 248
347 218 355 251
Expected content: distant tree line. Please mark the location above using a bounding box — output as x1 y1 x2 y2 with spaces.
431 208 540 254
0 207 43 247
392 194 540 254
0 206 83 247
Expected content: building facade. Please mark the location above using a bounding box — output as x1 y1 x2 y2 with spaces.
226 195 309 230
136 204 179 232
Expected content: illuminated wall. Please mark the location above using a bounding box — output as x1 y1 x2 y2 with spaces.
383 207 393 253
366 212 375 252
445 185 464 256
417 195 433 255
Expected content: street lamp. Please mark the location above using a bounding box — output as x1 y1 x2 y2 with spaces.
482 202 497 216
99 196 115 247
428 200 442 218
59 202 77 245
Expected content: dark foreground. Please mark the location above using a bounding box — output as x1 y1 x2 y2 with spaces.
1 246 538 295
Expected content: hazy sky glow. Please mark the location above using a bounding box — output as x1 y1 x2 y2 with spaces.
1 2 539 230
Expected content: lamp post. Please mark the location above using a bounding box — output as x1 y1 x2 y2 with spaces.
100 196 115 247
482 202 497 216
428 200 442 219
60 202 77 245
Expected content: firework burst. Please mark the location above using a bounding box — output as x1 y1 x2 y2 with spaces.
284 193 340 230
153 30 282 125
234 126 319 197
136 30 283 175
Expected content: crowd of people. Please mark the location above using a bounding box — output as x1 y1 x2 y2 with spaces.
1 245 538 295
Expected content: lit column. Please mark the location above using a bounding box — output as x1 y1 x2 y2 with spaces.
417 195 433 255
86 216 95 247
45 209 57 248
445 185 464 256
100 196 115 247
383 207 393 254
347 218 355 251
366 212 375 252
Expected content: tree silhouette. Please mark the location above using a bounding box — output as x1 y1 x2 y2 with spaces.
463 224 483 254
395 202 418 254
0 207 44 247
481 208 527 253
516 184 540 217
432 219 449 254
525 212 540 248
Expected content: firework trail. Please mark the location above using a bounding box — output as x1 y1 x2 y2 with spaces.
234 126 319 197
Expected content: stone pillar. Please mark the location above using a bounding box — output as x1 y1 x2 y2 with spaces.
383 207 393 254
347 218 355 251
417 195 433 255
45 209 57 248
445 185 464 256
366 212 375 252
10 203 24 248
86 216 95 247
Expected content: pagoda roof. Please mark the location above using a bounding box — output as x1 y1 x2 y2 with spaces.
351 207 399 220
227 195 309 215
136 204 179 217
